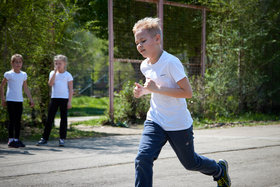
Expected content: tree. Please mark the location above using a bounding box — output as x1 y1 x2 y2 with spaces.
0 0 75 125
194 0 280 116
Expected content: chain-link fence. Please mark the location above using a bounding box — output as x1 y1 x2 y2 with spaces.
76 0 207 97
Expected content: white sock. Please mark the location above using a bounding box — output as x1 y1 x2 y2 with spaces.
214 165 223 179
8 138 14 143
14 139 19 142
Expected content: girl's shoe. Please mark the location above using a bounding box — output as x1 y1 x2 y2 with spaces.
8 141 19 148
17 140 26 147
59 139 65 147
36 138 48 146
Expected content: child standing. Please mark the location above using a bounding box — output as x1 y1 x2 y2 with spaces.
0 54 34 148
132 18 231 187
36 55 73 147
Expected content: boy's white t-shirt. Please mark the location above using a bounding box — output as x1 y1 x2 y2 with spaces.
49 71 73 99
4 70 27 102
140 51 193 131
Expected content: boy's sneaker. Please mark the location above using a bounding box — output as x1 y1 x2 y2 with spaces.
17 140 26 147
59 139 65 147
36 138 48 146
215 159 231 187
8 140 19 148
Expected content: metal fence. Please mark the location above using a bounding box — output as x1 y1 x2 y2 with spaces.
107 0 208 119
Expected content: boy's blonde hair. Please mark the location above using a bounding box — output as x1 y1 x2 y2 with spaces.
11 54 23 63
132 17 162 38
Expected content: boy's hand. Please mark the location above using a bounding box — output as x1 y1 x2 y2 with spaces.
144 79 159 92
134 82 144 98
67 101 72 109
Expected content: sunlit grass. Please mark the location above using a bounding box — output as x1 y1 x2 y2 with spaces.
192 112 280 129
21 126 107 141
71 116 108 126
68 96 108 116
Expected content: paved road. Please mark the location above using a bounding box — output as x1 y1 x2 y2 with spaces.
0 125 280 187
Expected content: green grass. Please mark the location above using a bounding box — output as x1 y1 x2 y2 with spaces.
192 112 280 129
2 98 280 142
71 116 108 126
68 96 108 116
0 125 108 142
19 126 108 142
17 96 109 121
0 96 110 142
69 112 280 130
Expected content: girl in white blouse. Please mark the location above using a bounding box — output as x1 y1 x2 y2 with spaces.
37 55 73 147
0 54 34 148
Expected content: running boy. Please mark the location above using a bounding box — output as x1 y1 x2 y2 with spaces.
0 54 34 148
36 55 73 147
133 17 231 187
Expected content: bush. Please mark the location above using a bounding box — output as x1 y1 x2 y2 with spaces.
0 107 7 124
112 76 238 124
113 80 150 125
188 73 239 120
0 124 8 142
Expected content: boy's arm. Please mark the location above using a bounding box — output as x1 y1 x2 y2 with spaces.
144 77 192 98
0 78 7 106
23 80 34 107
67 81 73 109
133 82 151 98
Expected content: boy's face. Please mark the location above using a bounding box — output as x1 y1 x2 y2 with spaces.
11 57 23 72
54 60 66 71
134 29 160 59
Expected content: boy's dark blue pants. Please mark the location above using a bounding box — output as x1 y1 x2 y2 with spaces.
43 98 68 141
135 120 220 187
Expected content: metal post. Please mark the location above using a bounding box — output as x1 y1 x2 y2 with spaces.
157 0 164 47
108 0 114 121
201 8 206 77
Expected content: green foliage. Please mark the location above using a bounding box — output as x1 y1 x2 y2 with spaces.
0 0 279 130
192 112 280 129
113 61 140 90
72 0 108 39
114 80 150 125
0 106 8 124
188 74 239 120
71 96 108 109
69 96 108 116
71 116 108 126
0 0 77 126
61 30 108 95
186 0 280 117
46 126 104 139
20 126 106 141
0 0 110 126
0 124 8 141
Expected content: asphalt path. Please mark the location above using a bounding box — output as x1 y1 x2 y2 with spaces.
0 125 280 187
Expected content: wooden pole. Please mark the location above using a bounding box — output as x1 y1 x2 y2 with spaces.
201 8 206 77
108 0 114 121
158 0 164 47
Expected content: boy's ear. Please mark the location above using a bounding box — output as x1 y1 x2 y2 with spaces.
155 34 161 44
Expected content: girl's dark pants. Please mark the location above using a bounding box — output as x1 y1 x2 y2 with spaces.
42 98 68 141
7 101 23 139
